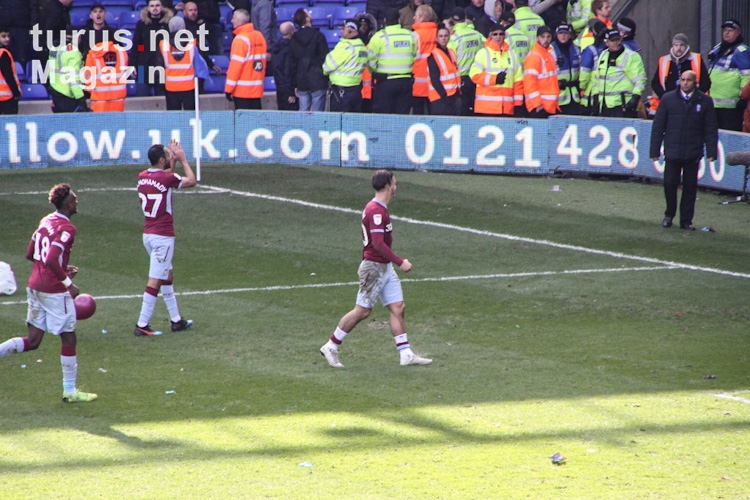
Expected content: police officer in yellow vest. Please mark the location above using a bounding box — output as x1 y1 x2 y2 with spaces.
447 8 484 116
323 19 368 113
367 8 417 114
512 0 544 60
591 28 645 118
48 30 90 113
707 19 750 131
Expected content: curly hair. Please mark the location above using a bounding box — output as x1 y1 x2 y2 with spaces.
48 183 72 209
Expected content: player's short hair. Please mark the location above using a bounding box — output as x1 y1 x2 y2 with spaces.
49 183 72 209
148 144 167 166
372 170 393 191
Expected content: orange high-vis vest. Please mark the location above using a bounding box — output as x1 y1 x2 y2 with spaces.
85 41 128 112
225 23 267 99
361 67 372 99
161 39 196 92
412 21 438 98
0 48 21 102
470 39 523 115
427 47 460 102
523 42 560 113
650 53 702 112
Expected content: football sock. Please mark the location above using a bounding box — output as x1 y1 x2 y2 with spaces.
161 285 181 322
61 347 77 394
0 337 27 357
137 286 159 327
330 327 347 345
394 333 413 357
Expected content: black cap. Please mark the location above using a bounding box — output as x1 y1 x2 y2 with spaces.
722 19 742 30
555 23 572 34
90 3 105 10
451 7 465 22
488 22 505 34
536 25 552 37
603 28 621 41
499 11 515 26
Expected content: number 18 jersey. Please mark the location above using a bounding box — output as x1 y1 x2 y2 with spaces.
27 212 76 293
137 168 183 237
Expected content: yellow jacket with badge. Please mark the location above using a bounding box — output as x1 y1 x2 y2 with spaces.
49 43 86 99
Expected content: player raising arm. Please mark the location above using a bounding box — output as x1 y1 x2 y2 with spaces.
134 141 196 337
320 169 431 368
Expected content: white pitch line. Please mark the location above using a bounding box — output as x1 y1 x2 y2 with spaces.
199 184 750 280
0 266 673 306
713 393 750 404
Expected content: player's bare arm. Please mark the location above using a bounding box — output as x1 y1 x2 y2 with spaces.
169 141 197 188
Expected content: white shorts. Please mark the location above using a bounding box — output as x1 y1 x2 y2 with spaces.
143 234 175 280
26 287 76 335
356 260 404 309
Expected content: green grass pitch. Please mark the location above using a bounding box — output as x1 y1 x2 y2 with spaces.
1 163 750 499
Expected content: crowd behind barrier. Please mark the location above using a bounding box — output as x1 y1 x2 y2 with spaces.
1 109 749 193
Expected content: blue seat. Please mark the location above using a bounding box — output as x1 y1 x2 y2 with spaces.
73 0 98 6
345 0 366 9
70 7 92 27
307 5 332 28
20 84 49 100
320 28 340 48
105 7 133 28
126 82 138 97
275 6 296 24
117 11 141 30
331 5 360 26
104 0 136 5
222 31 234 51
203 74 226 94
15 61 25 83
133 0 147 10
210 54 230 74
263 76 276 91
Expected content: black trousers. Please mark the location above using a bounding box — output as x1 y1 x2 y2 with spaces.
275 87 299 111
0 98 19 115
49 87 87 113
165 90 195 111
234 97 262 110
329 85 362 113
663 158 700 226
372 77 412 115
459 75 475 116
715 106 742 131
411 96 430 115
430 93 459 116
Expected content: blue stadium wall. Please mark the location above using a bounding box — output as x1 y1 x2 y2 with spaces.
1 111 750 192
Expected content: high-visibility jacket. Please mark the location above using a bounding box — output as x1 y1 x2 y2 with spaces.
566 0 593 34
469 38 523 115
225 22 267 99
412 21 437 97
551 41 581 106
367 24 417 78
505 25 531 62
579 41 605 106
514 6 544 54
523 42 560 114
0 48 21 102
160 39 196 92
591 47 646 111
361 67 372 99
427 46 460 102
577 18 612 50
323 37 367 87
85 41 128 112
707 41 750 109
447 21 485 76
649 53 702 113
49 44 86 99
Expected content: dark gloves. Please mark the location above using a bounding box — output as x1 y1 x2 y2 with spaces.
625 95 640 111
558 80 568 90
495 72 506 85
225 92 233 102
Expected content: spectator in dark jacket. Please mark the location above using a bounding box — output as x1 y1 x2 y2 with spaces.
42 0 72 49
366 0 403 30
273 21 298 111
0 26 22 114
649 70 719 231
289 8 329 111
194 0 224 54
131 0 174 96
183 1 222 75
78 4 116 61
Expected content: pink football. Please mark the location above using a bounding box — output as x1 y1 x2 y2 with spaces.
74 293 97 320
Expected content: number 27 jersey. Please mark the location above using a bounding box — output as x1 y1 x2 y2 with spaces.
137 168 182 237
